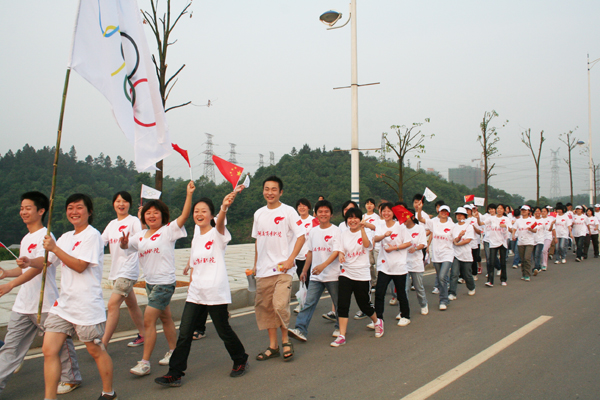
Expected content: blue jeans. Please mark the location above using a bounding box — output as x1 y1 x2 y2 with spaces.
294 280 339 336
433 262 452 306
449 258 475 295
511 239 520 266
557 238 569 261
405 271 427 308
533 243 544 271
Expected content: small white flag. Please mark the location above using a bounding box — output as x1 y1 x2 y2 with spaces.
141 184 161 199
474 197 485 207
234 174 251 193
423 187 437 202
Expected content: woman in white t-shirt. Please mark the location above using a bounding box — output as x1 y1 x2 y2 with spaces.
41 194 115 399
363 198 381 290
512 205 537 280
122 181 195 376
155 192 248 387
553 205 572 264
482 204 511 287
585 208 599 258
572 206 588 261
294 198 316 308
331 208 382 347
540 207 555 271
425 205 455 310
403 212 429 315
531 207 546 275
101 191 144 348
448 207 475 300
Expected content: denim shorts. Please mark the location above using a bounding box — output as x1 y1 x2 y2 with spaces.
112 277 136 296
145 283 176 310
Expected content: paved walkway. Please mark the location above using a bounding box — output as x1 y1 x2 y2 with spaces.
0 244 257 326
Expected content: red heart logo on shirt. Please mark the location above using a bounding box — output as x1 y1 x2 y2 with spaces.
150 234 161 241
443 229 451 233
27 243 37 253
411 232 419 238
72 241 81 251
357 238 363 245
390 233 398 240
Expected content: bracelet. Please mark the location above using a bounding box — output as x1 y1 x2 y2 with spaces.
221 205 228 213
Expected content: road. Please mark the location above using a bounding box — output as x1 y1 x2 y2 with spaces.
3 254 600 400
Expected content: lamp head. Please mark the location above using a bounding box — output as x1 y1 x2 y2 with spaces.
319 10 342 27
577 140 586 146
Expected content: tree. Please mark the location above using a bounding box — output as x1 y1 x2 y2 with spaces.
142 0 193 191
559 127 579 204
521 129 546 206
477 110 507 206
68 145 77 161
377 119 432 202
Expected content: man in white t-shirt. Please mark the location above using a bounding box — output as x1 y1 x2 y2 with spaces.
0 192 82 395
252 176 305 362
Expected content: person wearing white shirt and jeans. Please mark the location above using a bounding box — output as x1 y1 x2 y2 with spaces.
425 205 455 309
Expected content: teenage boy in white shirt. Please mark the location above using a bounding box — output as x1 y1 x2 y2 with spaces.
252 176 305 362
0 192 82 396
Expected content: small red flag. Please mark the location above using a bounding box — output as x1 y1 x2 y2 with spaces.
212 155 244 189
392 205 414 224
312 218 320 227
464 194 475 202
172 143 191 168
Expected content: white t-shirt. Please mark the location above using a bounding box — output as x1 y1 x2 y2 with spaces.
587 216 599 235
130 221 187 285
187 227 231 305
467 217 481 249
340 229 373 281
49 225 105 325
532 218 546 244
363 213 381 251
540 216 555 241
13 228 59 314
484 215 511 248
572 214 588 237
554 214 572 239
426 218 455 263
514 217 537 246
376 221 409 275
296 215 317 261
101 215 142 281
251 203 305 278
452 223 474 262
405 224 428 272
306 224 342 282
338 221 349 233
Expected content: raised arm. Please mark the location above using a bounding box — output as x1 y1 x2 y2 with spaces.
217 192 237 236
176 181 196 228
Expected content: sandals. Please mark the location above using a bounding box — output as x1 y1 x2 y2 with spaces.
256 346 280 361
192 330 205 340
282 342 294 361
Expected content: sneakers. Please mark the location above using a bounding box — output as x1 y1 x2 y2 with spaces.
193 330 206 340
154 375 182 387
533 269 539 276
457 278 465 284
330 335 346 347
354 311 368 320
366 322 375 330
389 297 398 305
508 250 514 256
288 328 307 342
293 305 301 313
448 294 457 301
575 258 581 262
374 319 384 338
432 287 440 294
549 254 553 260
477 267 482 274
395 313 401 320
127 334 144 347
159 350 173 366
421 305 429 315
485 282 493 287
332 329 340 337
410 286 416 291
497 270 502 275
57 382 81 394
554 260 560 264
468 289 476 296
97 392 118 400
541 266 547 271
523 277 531 282
473 276 478 281
512 265 518 269
562 259 566 264
398 318 411 327
439 304 447 311
230 361 249 378
130 361 151 376
322 311 336 321
501 282 507 286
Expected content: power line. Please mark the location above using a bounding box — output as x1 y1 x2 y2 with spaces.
550 148 561 199
228 143 237 164
202 133 215 182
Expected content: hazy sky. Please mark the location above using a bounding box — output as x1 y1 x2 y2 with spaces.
2 0 599 201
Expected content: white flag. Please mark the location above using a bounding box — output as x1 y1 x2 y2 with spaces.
423 187 437 202
141 184 161 200
69 0 171 172
474 197 485 207
242 174 250 188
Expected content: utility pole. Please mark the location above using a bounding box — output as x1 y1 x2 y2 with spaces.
269 152 275 166
380 132 386 162
550 148 561 199
202 133 215 182
228 143 237 164
259 154 264 168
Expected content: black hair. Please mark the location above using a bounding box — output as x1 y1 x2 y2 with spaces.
566 202 572 207
193 198 216 227
365 198 376 206
65 193 94 224
344 207 363 223
341 200 358 216
434 200 445 208
379 202 396 220
555 205 566 213
295 198 311 210
487 203 497 211
412 194 425 203
496 203 506 216
21 191 49 222
314 200 333 214
406 208 419 224
112 191 133 206
586 208 595 216
140 199 169 226
263 175 283 191
395 201 407 207
532 206 541 213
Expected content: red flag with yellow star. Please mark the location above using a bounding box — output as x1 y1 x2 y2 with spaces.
391 205 414 224
212 155 244 189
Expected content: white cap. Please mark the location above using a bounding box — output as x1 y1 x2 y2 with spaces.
439 205 451 213
575 205 583 210
455 207 468 215
521 205 531 211
463 204 473 209
595 204 600 208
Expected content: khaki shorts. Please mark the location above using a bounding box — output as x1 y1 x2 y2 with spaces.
44 313 105 342
113 277 136 296
254 274 292 330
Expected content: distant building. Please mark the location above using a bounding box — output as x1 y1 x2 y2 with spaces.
449 165 483 189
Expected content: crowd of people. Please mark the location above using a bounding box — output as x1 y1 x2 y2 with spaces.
0 177 598 399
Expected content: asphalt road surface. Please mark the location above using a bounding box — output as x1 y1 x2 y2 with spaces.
4 253 600 400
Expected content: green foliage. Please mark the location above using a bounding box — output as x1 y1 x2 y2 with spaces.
0 248 19 261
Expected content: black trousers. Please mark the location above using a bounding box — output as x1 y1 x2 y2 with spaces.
337 276 375 319
194 307 209 332
374 271 409 320
471 248 481 276
295 259 310 287
168 302 247 378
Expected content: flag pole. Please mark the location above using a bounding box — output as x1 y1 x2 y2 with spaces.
37 68 72 323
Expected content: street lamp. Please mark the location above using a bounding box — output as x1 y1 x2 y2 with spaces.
587 54 600 205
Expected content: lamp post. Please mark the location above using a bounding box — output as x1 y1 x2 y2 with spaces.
587 54 600 205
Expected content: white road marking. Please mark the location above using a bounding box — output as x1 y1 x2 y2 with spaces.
401 315 553 400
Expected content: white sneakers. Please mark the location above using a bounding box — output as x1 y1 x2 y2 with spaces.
332 329 340 337
397 318 411 327
288 328 307 342
159 350 173 366
439 304 447 311
421 305 429 315
468 289 476 296
130 361 151 376
432 287 440 294
57 382 80 394
448 294 457 301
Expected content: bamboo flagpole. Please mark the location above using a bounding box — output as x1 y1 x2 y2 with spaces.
37 68 72 323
